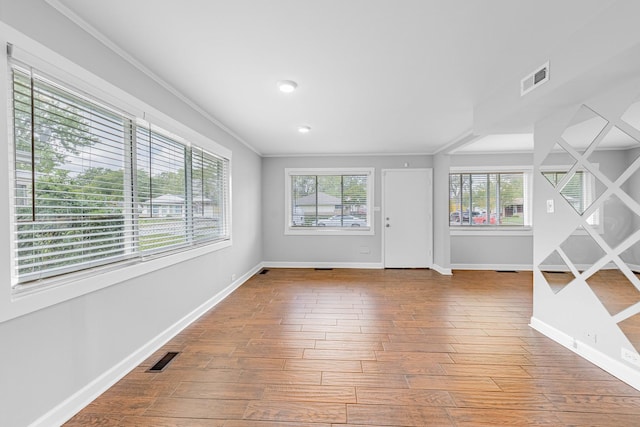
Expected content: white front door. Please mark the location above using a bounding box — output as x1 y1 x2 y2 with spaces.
383 169 433 268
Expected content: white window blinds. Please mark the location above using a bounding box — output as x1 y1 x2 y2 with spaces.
449 172 528 226
10 64 230 285
136 126 188 252
13 67 134 281
191 147 229 243
289 172 371 229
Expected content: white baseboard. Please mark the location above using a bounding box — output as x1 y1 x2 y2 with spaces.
263 261 384 269
539 263 619 272
264 261 455 275
32 262 264 427
431 263 453 275
451 263 532 271
530 316 640 391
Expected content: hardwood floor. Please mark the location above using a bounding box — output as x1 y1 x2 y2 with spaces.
65 269 640 426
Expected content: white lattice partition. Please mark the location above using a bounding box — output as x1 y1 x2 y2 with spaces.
532 77 640 389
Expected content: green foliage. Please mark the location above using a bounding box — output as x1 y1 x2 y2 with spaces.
499 174 523 207
13 70 96 175
152 170 186 199
342 175 367 208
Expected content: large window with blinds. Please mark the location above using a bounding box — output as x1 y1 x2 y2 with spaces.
10 64 230 285
449 171 530 227
285 168 374 235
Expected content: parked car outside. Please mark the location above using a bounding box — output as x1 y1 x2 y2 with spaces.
449 210 482 224
473 212 497 224
317 215 366 227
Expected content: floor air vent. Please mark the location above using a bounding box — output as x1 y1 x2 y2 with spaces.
496 270 518 273
147 352 179 372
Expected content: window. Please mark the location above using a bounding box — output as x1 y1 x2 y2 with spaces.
10 64 230 286
449 171 530 227
285 168 373 235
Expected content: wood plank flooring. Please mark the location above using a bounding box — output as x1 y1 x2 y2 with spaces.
64 268 640 426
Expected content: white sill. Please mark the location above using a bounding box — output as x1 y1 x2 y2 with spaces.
285 226 374 236
1 239 231 323
450 227 533 237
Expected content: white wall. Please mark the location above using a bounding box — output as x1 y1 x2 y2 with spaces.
262 155 432 266
432 153 451 273
451 235 533 269
0 2 262 426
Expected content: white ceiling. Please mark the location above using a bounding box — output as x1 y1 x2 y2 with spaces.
50 0 617 156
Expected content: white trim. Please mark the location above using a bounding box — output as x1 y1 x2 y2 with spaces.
43 0 259 157
628 263 640 273
263 261 384 270
449 165 534 173
538 263 618 272
30 262 264 427
261 151 433 158
451 263 533 271
284 227 374 236
431 263 453 275
284 167 375 175
530 317 640 391
451 149 534 155
262 262 455 273
450 228 533 236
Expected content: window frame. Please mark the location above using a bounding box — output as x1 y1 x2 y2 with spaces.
9 66 231 286
0 26 232 322
284 167 375 236
449 166 533 234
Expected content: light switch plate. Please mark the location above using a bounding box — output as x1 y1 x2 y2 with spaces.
546 199 554 213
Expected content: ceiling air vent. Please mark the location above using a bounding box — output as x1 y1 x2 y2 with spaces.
521 61 549 96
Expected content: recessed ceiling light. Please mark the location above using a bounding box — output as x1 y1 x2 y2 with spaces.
277 80 298 93
297 125 311 134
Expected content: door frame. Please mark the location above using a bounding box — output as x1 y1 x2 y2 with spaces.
381 168 433 268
